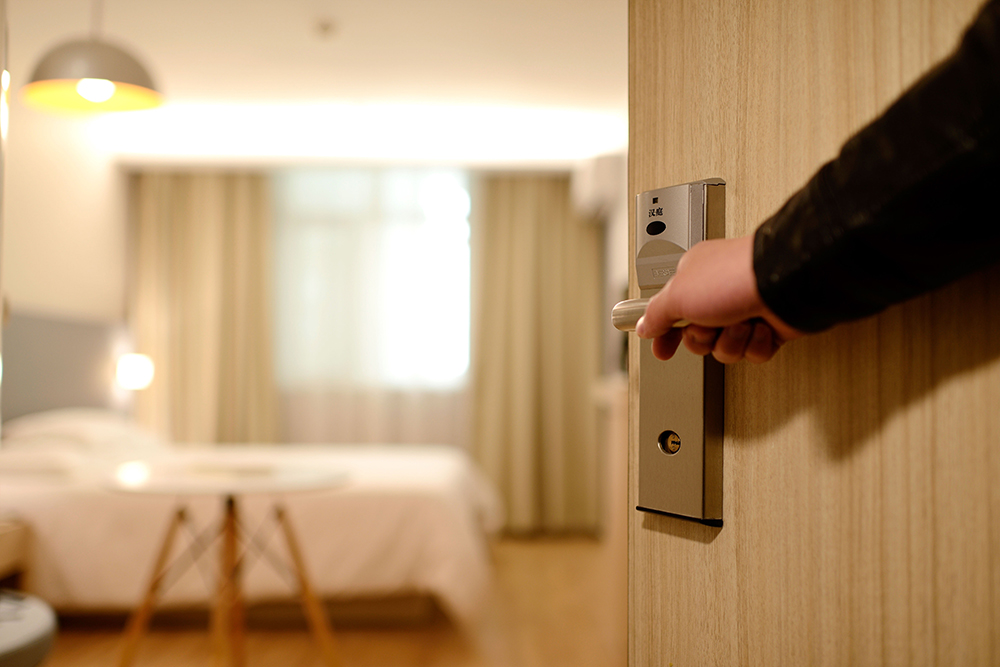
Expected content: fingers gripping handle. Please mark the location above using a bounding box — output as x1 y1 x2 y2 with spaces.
612 298 689 332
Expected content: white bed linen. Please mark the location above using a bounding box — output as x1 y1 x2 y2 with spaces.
0 441 502 624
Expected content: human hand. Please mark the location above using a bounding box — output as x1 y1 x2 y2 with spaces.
635 236 803 363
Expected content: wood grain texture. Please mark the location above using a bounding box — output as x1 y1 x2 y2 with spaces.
628 1 1000 665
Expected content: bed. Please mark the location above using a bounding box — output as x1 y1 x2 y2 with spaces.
0 409 502 624
0 313 502 625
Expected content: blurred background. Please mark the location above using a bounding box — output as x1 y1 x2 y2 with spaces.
0 1 630 665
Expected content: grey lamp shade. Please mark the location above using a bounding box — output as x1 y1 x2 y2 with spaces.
23 38 162 112
30 39 156 89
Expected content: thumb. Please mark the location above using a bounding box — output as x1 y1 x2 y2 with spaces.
635 281 680 339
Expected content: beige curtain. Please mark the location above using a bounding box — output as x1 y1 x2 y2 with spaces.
128 171 278 443
471 174 603 533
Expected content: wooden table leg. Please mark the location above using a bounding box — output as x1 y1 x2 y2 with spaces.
119 507 187 667
275 506 343 667
213 495 245 667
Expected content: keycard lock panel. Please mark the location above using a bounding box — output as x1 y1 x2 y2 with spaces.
631 179 725 526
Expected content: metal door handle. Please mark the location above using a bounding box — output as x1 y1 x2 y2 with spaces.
611 298 689 332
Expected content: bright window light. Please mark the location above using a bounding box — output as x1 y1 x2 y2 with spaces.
117 353 155 390
76 78 116 103
273 169 471 390
419 173 471 220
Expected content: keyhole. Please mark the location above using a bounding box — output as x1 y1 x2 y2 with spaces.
658 430 681 455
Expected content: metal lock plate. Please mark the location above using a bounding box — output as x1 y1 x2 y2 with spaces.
633 179 725 526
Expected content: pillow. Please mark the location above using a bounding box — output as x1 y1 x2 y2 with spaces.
0 448 84 475
2 408 166 452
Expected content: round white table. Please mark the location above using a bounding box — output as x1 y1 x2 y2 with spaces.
105 456 347 667
0 591 56 667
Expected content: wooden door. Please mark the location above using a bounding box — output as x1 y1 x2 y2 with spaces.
628 1 1000 665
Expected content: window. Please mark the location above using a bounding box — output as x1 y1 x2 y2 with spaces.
272 168 471 391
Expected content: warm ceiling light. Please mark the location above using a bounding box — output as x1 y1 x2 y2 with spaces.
76 77 116 103
22 39 162 113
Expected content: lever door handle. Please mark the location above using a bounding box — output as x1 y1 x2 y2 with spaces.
612 298 689 332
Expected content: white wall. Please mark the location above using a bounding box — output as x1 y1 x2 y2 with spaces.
572 152 629 375
3 105 127 321
3 101 127 322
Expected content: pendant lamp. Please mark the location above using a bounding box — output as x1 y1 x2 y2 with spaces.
21 0 161 113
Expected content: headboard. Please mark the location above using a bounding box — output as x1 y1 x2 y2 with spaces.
1 311 127 422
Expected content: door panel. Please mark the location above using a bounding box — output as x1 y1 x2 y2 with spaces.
628 1 1000 665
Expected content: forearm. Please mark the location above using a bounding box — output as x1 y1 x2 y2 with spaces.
753 0 1000 333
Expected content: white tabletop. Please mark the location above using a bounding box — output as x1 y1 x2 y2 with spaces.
102 451 348 496
0 592 56 665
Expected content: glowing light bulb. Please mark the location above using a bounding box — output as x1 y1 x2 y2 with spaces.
117 353 155 390
1 70 10 93
116 461 151 488
76 78 116 103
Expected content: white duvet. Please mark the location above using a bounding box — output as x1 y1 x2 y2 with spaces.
0 410 503 624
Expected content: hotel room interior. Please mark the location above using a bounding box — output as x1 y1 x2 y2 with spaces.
0 0 629 666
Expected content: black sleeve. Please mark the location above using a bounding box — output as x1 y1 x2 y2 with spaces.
753 0 1000 333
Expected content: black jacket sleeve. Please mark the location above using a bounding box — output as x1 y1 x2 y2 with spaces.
753 0 1000 333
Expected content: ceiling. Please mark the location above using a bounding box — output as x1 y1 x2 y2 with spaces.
7 0 628 164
